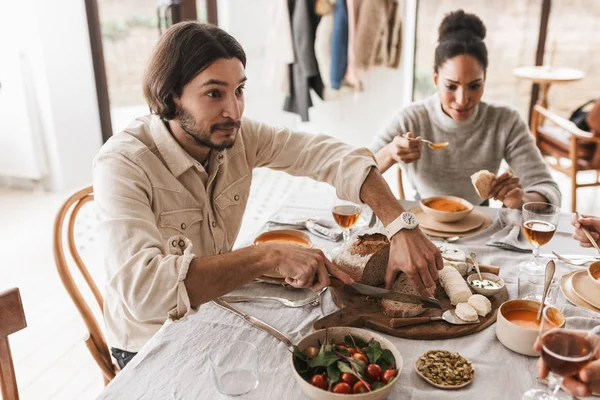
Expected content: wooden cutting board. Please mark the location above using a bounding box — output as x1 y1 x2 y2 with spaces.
314 267 508 340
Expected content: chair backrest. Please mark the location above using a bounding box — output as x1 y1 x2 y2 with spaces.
0 288 27 400
53 186 117 384
396 166 406 200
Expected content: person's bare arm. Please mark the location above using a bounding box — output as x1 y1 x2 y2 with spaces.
359 168 443 294
184 244 353 307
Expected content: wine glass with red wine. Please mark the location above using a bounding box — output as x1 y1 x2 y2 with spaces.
520 202 560 272
332 198 362 249
522 308 600 400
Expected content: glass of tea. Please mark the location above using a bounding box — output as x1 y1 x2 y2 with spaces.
332 198 362 248
522 308 600 400
520 202 561 273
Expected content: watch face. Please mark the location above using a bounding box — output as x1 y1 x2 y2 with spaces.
402 212 418 227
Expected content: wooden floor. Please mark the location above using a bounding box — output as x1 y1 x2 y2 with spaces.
1 167 599 399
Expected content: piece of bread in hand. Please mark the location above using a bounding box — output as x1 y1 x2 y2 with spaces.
470 170 496 200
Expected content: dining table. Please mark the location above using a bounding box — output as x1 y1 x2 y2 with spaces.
97 184 599 400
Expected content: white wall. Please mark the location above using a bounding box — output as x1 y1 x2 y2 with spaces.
1 0 103 192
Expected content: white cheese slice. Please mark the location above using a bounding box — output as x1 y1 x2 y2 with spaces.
468 294 492 317
455 303 478 322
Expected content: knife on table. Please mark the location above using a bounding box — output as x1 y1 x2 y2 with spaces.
329 277 441 309
213 298 294 348
540 253 600 261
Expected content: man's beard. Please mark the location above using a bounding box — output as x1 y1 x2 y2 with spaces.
177 106 240 151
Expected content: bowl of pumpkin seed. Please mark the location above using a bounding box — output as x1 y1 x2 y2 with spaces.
414 350 474 389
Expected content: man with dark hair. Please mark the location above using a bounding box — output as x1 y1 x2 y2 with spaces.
94 22 442 368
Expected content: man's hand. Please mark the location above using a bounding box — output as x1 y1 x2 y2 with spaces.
489 172 523 209
267 244 354 291
385 229 443 295
572 214 600 248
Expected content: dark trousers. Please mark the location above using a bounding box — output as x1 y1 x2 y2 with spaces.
111 347 138 370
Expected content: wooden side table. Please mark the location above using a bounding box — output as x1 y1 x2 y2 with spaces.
513 66 585 108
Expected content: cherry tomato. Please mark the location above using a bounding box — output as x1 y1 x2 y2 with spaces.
353 353 368 364
332 383 352 394
310 374 327 390
340 372 357 386
304 346 319 359
336 345 350 352
382 369 396 384
353 381 369 394
366 364 383 380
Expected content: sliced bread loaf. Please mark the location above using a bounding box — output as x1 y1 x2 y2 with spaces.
381 274 437 318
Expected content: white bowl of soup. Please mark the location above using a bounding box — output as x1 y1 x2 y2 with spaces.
419 196 474 223
254 229 312 248
496 299 565 356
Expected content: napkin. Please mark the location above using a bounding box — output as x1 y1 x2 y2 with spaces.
486 210 532 253
267 207 342 242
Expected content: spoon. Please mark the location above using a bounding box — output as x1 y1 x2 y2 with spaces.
442 236 460 243
399 134 449 150
536 260 556 322
470 252 483 281
421 138 449 150
576 211 600 256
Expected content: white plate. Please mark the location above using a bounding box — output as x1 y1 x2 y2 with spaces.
560 271 600 313
571 271 600 309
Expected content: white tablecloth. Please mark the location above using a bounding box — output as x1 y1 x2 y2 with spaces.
98 196 598 400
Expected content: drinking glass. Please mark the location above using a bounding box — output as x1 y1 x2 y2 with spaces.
210 340 259 396
331 198 362 248
522 308 600 400
520 202 561 273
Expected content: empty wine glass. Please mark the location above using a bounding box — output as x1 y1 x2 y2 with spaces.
210 340 259 396
522 308 600 400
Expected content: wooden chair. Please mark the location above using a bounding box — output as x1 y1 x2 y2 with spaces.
0 288 27 400
396 165 406 200
53 186 118 385
531 104 600 212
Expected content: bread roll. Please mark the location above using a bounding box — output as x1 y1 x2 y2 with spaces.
439 244 468 275
455 303 478 322
439 265 472 305
470 170 495 200
439 244 466 263
468 294 492 317
444 260 468 276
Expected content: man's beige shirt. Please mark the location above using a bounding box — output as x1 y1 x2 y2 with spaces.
93 115 377 352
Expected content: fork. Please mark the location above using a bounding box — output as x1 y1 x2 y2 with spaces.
221 287 328 308
551 251 591 267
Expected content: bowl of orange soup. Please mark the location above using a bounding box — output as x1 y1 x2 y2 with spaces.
254 229 312 278
496 299 565 356
420 196 474 223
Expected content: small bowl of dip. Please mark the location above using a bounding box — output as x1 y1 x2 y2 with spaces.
587 261 600 286
466 272 505 297
419 196 474 223
496 299 565 356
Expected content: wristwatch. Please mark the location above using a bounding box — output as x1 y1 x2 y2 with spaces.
385 212 419 240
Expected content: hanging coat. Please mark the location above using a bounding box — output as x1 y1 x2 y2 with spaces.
284 0 325 122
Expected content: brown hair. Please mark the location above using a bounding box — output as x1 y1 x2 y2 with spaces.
143 22 246 120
